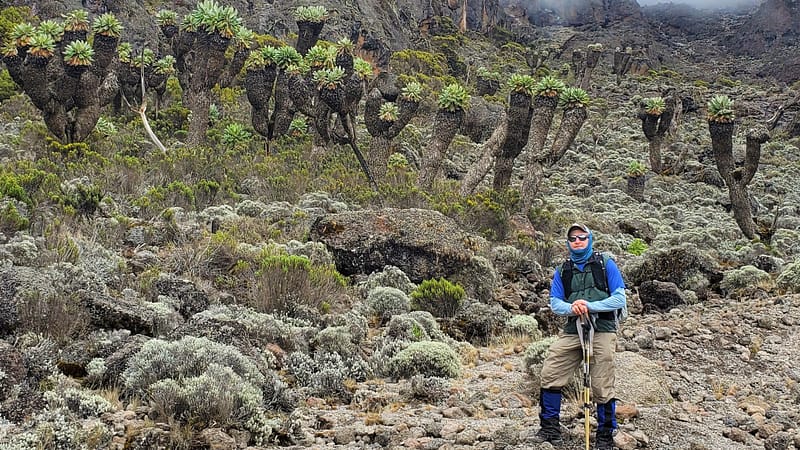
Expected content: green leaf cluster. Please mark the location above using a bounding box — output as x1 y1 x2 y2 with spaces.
410 277 465 318
92 13 123 38
437 83 469 112
707 94 734 123
294 6 329 23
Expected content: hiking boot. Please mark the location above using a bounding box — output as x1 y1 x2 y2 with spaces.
595 431 614 450
531 418 563 444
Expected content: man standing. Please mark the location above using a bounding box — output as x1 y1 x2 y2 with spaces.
533 223 627 449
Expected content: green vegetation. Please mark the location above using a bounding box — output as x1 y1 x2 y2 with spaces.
91 13 123 37
707 95 734 123
410 277 466 318
627 238 648 256
63 40 94 66
644 96 666 115
437 83 470 112
294 5 329 22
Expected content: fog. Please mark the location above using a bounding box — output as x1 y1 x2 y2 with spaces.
637 0 761 9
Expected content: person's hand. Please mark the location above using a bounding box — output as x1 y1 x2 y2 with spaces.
571 299 588 316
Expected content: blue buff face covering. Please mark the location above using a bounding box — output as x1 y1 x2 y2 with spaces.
567 232 594 264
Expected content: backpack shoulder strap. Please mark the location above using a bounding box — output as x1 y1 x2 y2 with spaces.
559 259 574 298
589 252 610 295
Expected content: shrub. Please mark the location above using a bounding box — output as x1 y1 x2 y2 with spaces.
409 277 465 318
0 69 18 102
454 302 510 345
359 265 416 296
506 315 542 340
367 286 410 323
627 238 648 256
720 265 772 294
147 363 262 426
522 336 557 375
389 341 461 379
407 374 450 403
122 336 265 395
311 326 357 357
627 160 647 177
249 250 348 319
385 311 449 343
776 261 800 293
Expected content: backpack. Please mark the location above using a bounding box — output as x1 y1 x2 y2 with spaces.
559 251 628 328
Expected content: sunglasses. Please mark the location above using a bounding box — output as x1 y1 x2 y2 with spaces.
568 234 589 243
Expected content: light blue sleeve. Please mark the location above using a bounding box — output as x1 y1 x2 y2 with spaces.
548 267 575 316
586 259 627 313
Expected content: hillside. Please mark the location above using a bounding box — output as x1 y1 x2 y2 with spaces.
0 0 799 449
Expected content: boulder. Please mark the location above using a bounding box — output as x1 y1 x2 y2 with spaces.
310 208 496 302
638 280 686 312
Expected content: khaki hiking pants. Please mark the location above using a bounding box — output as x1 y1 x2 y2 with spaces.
540 331 617 403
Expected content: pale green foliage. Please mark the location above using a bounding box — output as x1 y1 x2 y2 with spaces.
776 261 800 293
410 277 465 318
36 20 63 42
91 13 123 37
644 96 665 115
272 45 302 68
294 5 329 22
522 335 557 374
147 363 263 426
334 37 354 55
288 117 308 136
437 83 470 112
707 94 734 122
62 10 90 32
558 87 590 108
63 40 94 65
27 32 55 57
313 66 346 89
154 55 176 75
94 117 117 137
311 325 357 357
476 66 501 81
155 9 178 27
221 122 252 150
506 315 542 340
389 341 461 379
408 374 450 403
508 73 536 96
534 75 565 97
353 57 373 79
11 23 35 47
400 81 423 102
367 286 410 323
627 160 647 177
378 102 400 122
191 0 242 38
720 265 771 293
627 238 648 256
122 336 265 395
304 44 335 69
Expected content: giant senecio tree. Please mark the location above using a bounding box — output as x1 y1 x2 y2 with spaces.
2 11 122 143
157 0 246 145
707 95 770 240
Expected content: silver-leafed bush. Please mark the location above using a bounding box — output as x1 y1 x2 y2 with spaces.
389 341 461 379
367 286 410 323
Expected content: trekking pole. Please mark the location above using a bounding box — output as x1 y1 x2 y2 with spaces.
576 313 594 450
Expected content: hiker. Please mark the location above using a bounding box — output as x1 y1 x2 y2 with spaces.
532 223 627 449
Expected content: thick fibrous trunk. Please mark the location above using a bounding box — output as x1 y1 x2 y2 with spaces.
417 108 465 189
460 112 508 196
296 20 324 55
493 91 532 191
709 121 770 240
270 70 294 139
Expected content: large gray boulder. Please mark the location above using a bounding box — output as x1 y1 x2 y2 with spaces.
310 208 497 302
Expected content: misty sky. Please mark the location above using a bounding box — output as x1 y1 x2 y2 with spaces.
637 0 760 8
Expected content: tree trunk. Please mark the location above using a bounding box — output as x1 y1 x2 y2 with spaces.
296 21 324 55
648 136 663 174
627 176 645 202
270 70 294 139
524 94 559 159
186 89 212 145
493 91 532 190
417 108 465 189
460 113 508 196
